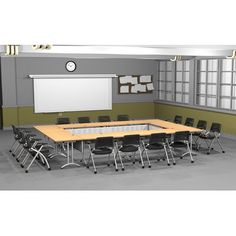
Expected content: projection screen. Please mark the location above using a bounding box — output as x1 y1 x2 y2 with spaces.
32 76 113 113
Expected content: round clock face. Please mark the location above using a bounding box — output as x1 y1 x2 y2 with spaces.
66 61 76 72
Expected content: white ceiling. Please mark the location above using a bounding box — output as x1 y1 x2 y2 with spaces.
1 45 236 59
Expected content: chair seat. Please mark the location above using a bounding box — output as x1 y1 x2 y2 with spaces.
146 143 164 150
92 147 112 155
120 145 138 153
170 141 186 148
199 133 215 139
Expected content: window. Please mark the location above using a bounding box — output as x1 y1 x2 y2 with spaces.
175 61 190 104
157 58 236 114
157 61 174 101
196 59 218 107
220 59 236 110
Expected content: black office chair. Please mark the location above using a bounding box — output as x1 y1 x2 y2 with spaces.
169 131 194 163
98 115 111 122
142 133 176 166
78 116 90 123
197 122 225 155
193 120 207 147
116 134 144 170
174 115 183 124
184 117 194 127
117 114 129 121
22 136 53 173
87 137 117 174
56 117 70 124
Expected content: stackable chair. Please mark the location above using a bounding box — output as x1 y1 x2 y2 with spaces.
169 131 194 163
98 115 111 122
21 135 53 173
86 137 118 174
117 114 129 121
142 133 176 166
78 116 90 123
193 120 207 147
197 122 225 155
9 125 24 155
184 117 194 127
56 117 70 124
174 115 183 124
115 134 144 170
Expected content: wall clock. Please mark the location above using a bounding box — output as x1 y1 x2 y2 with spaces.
65 61 76 72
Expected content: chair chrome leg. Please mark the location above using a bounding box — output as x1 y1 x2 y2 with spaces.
90 153 97 174
144 148 151 168
25 152 40 173
167 143 176 165
12 143 20 156
16 148 25 162
39 153 51 170
9 140 17 152
207 139 215 155
138 148 144 168
216 138 225 153
117 151 125 171
163 145 170 166
187 142 194 163
86 153 91 168
112 150 118 171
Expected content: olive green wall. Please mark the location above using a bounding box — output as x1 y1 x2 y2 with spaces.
3 102 155 128
155 102 236 135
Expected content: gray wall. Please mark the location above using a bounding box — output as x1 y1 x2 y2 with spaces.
1 56 157 108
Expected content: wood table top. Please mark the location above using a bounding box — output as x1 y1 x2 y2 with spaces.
34 119 202 142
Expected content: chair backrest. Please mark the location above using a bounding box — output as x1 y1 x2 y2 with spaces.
184 117 194 127
98 115 111 122
78 116 90 123
210 122 221 133
95 137 114 149
196 120 207 130
149 133 166 144
122 134 140 146
56 117 70 124
174 131 190 142
117 114 129 121
174 115 182 124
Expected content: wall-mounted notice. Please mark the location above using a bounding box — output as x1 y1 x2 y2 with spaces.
120 85 130 93
118 75 153 94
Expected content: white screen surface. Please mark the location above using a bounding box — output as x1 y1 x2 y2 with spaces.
33 78 112 113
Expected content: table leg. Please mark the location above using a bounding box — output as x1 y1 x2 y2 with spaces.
61 142 81 169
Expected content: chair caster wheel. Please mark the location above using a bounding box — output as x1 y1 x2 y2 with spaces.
25 170 28 173
142 166 145 169
211 148 214 150
107 164 110 167
148 165 151 168
222 151 225 153
133 162 135 164
157 159 160 162
173 163 176 165
122 168 125 171
12 154 15 157
115 169 118 172
86 166 89 169
207 152 210 155
113 163 115 166
191 160 194 163
48 168 51 171
139 161 141 164
16 159 19 162
20 164 24 168
167 163 170 166
94 171 97 174
9 150 12 153
180 157 183 159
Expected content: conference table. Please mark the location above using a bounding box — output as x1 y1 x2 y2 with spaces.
34 119 202 169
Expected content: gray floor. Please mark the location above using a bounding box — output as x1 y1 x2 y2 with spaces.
0 129 235 190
